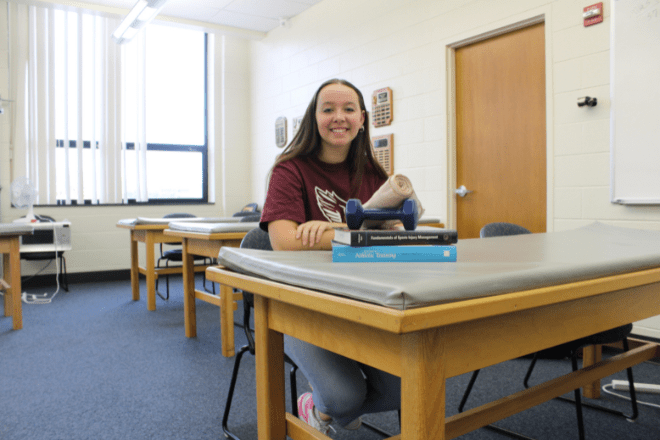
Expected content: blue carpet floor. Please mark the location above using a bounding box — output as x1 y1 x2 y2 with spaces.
1 277 659 439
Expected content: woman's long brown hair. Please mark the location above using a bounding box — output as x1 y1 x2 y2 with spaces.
269 79 388 197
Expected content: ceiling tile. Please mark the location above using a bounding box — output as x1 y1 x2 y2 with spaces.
85 0 135 9
224 0 310 19
208 10 279 33
64 0 321 33
289 0 324 5
161 3 223 21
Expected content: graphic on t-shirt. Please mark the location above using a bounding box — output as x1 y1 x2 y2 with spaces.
315 187 347 224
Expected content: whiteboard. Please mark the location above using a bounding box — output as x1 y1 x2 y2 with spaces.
610 0 660 204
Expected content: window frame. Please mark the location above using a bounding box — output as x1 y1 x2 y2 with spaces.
46 33 209 207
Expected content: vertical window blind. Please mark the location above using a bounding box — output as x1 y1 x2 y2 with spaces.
8 3 211 206
10 4 125 204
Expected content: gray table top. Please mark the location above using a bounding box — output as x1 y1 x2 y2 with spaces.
218 222 660 310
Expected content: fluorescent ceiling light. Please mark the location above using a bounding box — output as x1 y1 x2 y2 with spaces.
122 26 140 40
137 6 159 23
112 0 169 44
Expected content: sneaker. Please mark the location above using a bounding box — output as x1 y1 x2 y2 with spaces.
297 392 334 435
343 417 362 430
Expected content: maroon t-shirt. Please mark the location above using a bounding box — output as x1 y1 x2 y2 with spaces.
260 155 386 231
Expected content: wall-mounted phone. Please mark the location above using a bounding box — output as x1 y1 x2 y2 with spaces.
275 116 287 148
371 134 393 175
372 87 393 127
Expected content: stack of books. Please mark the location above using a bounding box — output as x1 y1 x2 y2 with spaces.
332 226 458 262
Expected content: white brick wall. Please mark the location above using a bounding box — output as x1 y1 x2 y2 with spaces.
249 0 660 232
0 1 9 222
247 0 660 336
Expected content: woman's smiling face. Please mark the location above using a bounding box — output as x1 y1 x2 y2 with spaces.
315 83 365 158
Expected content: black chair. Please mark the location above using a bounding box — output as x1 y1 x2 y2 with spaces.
222 227 397 439
155 213 214 300
479 222 532 238
20 214 69 292
458 222 639 440
237 213 261 223
232 203 260 217
222 227 299 440
223 215 264 322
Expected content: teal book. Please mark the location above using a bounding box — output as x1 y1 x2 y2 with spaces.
332 243 457 263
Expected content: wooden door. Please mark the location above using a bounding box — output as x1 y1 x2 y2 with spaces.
455 22 546 239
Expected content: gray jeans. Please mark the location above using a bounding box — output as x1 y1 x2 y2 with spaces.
285 335 401 427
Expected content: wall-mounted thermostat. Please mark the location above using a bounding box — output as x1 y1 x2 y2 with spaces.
275 116 287 148
371 134 393 175
372 87 393 127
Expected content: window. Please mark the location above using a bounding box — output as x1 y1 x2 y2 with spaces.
11 4 209 205
122 24 208 203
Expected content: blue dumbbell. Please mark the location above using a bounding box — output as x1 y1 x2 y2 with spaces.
345 198 418 231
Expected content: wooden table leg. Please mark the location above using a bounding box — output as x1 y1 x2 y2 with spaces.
254 295 286 440
130 231 140 302
182 238 197 338
582 345 602 399
7 238 23 330
401 328 446 440
221 284 236 357
145 232 156 311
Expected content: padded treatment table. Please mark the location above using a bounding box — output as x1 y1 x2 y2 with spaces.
207 222 660 440
0 224 34 330
116 217 239 310
164 222 259 357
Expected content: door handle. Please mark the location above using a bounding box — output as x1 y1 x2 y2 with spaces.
455 185 473 198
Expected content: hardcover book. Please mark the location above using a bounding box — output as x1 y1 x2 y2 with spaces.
332 243 457 263
333 226 457 247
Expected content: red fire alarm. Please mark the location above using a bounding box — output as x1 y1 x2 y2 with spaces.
583 3 603 27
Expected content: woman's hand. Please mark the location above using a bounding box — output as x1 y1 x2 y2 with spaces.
296 220 334 247
268 220 346 250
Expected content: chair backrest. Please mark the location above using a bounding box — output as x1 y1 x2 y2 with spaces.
233 202 260 217
239 228 272 308
239 214 262 223
163 213 196 219
160 213 196 255
480 222 531 238
240 227 272 251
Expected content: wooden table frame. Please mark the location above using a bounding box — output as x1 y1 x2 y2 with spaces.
161 224 443 357
163 229 247 357
418 222 445 229
117 223 212 311
206 265 660 440
1 231 31 330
